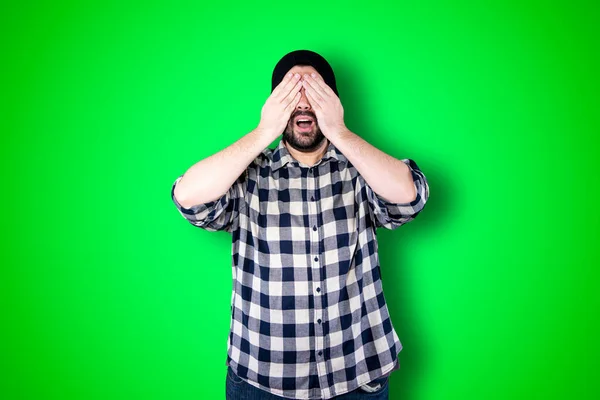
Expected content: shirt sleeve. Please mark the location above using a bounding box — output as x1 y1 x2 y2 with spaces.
362 158 429 230
171 169 247 233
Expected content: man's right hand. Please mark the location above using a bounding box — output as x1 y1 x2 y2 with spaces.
173 73 303 210
257 72 303 138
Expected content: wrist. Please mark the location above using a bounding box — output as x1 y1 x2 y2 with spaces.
326 124 350 142
254 124 281 140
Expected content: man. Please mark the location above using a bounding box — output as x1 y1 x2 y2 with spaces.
171 50 429 399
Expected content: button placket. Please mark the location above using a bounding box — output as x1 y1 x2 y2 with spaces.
307 166 327 388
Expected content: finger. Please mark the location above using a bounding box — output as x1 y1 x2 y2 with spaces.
272 73 296 98
304 82 324 105
275 73 301 100
284 91 302 113
271 72 294 97
304 74 329 99
282 80 302 107
312 73 336 96
304 73 329 97
282 79 303 106
304 85 322 110
312 73 327 84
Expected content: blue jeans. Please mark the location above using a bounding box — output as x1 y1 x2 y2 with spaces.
225 365 390 400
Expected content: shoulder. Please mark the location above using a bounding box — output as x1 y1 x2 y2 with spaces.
254 146 276 168
241 146 277 185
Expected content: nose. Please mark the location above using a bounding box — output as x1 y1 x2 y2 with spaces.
296 87 312 111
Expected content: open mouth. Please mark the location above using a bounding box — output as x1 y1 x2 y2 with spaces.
295 117 315 132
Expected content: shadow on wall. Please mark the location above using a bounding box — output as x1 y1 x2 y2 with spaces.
325 48 454 400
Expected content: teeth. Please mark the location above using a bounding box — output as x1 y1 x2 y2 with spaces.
298 119 311 122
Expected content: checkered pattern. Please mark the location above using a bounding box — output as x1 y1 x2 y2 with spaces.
171 138 429 399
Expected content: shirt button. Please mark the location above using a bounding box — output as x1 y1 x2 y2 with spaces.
309 167 313 172
317 319 321 324
316 287 321 292
313 225 317 231
314 256 318 262
311 196 315 201
318 351 322 356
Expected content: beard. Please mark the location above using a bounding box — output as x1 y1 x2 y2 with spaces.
282 111 326 152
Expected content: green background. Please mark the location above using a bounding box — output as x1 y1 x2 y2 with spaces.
3 0 598 399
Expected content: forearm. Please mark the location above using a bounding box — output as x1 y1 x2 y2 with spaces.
174 127 276 208
328 128 417 203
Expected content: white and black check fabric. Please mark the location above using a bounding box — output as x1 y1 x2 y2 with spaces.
171 138 429 399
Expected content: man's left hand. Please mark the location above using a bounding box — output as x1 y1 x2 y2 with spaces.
302 73 347 138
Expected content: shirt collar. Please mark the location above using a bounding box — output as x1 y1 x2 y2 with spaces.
270 137 348 172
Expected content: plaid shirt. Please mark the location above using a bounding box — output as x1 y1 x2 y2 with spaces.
171 138 429 399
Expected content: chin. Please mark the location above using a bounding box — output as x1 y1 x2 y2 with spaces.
295 130 315 136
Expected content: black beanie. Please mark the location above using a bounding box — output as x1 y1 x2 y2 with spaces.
271 50 339 97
